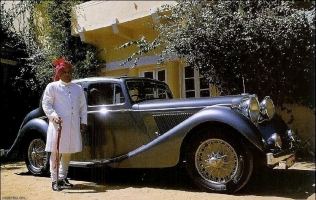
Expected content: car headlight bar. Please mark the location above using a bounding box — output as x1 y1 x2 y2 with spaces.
233 95 276 123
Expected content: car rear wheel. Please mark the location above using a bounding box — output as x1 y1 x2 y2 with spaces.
24 138 49 176
186 127 253 194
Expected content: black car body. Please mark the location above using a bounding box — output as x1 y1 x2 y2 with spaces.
3 76 302 193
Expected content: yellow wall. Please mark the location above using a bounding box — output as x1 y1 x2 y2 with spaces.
71 1 183 98
165 61 181 98
72 1 176 34
276 104 315 157
72 1 176 62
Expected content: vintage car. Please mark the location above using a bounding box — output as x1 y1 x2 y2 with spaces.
4 76 301 193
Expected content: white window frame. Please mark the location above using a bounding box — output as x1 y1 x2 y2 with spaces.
182 66 212 98
140 68 167 83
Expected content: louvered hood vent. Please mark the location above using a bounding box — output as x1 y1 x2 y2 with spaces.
153 113 194 134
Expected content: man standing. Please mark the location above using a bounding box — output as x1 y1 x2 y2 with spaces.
42 58 87 191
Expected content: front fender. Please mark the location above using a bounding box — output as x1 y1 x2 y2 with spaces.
6 118 48 158
194 106 265 152
121 106 264 168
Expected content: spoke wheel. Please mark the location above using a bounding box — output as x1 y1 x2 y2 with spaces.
186 127 253 194
195 139 238 184
24 138 49 176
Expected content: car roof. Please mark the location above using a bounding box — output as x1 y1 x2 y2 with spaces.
73 76 163 83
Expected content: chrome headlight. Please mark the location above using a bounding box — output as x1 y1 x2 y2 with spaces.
239 96 260 122
286 129 297 142
259 96 275 121
267 133 282 148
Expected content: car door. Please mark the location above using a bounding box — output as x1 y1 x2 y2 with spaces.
72 82 144 162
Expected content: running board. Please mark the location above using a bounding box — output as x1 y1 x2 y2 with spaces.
69 154 128 168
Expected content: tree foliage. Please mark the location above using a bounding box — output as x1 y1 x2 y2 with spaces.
1 0 104 93
119 0 315 109
1 1 104 148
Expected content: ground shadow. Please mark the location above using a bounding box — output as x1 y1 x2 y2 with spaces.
68 164 315 199
68 166 199 192
240 168 315 199
8 160 315 198
62 183 107 193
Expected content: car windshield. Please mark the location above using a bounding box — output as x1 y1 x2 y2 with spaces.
126 80 173 103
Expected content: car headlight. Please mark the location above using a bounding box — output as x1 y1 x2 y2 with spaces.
239 96 260 122
267 133 282 148
259 96 275 121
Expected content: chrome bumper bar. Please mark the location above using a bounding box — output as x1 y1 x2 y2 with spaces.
266 152 295 166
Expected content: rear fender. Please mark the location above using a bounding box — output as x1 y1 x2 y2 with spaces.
6 118 48 158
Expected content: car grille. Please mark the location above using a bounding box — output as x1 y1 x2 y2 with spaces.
153 113 194 134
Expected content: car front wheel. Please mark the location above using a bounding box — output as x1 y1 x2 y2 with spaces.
24 138 49 176
186 127 253 194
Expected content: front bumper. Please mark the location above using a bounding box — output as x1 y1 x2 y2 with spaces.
265 128 304 169
266 152 295 169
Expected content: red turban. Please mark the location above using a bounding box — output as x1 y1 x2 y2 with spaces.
52 58 72 81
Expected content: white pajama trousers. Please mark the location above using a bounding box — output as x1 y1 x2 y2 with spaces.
49 152 71 182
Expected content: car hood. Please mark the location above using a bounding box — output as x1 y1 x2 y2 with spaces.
133 95 248 110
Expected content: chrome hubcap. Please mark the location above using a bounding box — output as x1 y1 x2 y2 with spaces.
28 139 48 169
206 152 227 168
195 139 238 183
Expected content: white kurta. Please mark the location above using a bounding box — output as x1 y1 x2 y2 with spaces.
42 80 87 153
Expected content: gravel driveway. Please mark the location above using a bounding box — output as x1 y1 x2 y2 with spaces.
1 160 315 200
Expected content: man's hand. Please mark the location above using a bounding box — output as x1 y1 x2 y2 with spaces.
80 124 87 133
53 117 62 124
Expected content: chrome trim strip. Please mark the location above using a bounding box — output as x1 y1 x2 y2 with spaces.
87 104 232 114
69 161 95 167
136 107 204 112
88 109 132 114
136 104 231 112
88 103 125 107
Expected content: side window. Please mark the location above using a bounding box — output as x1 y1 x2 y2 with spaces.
114 84 125 104
88 83 125 106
